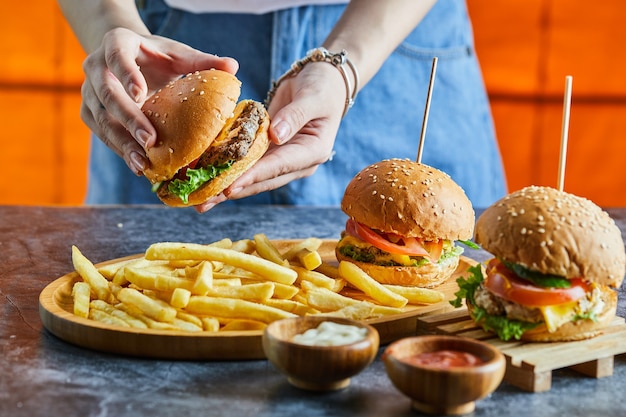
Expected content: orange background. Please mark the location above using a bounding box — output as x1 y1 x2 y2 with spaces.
1 1 625 207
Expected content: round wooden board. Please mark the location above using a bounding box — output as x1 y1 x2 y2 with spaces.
39 240 475 360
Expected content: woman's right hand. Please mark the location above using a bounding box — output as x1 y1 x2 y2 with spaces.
80 27 238 175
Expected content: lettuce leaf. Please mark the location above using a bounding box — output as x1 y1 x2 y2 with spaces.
450 263 540 341
167 162 233 204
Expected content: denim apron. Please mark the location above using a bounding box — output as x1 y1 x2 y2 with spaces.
85 0 506 207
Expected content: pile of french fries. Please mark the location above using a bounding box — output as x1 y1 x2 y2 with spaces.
70 235 445 333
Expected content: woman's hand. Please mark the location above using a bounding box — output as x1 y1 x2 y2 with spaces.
194 62 347 212
80 27 238 175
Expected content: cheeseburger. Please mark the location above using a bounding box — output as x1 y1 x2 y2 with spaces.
141 69 270 206
452 185 625 341
336 158 475 288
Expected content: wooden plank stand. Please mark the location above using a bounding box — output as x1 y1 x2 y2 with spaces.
416 310 626 392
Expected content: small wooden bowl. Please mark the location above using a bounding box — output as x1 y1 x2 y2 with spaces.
382 335 505 415
262 316 379 391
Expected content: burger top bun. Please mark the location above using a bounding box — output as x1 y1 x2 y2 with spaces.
341 158 475 241
142 69 241 183
475 185 626 288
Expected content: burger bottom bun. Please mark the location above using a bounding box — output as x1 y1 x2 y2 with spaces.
335 250 460 288
157 111 270 207
468 286 617 342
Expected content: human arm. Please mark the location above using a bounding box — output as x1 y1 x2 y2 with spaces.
57 0 238 175
196 0 437 211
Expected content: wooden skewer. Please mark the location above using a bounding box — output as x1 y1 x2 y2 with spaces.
557 75 573 192
416 57 438 164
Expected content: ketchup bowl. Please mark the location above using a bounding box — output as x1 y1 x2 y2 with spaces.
262 316 379 391
382 335 505 415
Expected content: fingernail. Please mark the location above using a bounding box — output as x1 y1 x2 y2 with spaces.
129 82 142 102
272 121 291 144
130 151 147 173
135 129 151 148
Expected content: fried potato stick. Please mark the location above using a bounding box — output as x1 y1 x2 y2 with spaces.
146 242 297 285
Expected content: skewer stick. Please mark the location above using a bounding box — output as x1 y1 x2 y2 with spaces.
416 57 438 163
557 75 573 191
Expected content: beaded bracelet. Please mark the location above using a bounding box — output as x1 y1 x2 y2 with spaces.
265 47 360 118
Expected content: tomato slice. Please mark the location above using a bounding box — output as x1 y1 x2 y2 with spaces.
345 219 431 257
484 259 589 306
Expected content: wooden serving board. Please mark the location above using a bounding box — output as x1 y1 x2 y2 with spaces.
416 309 626 392
39 240 475 360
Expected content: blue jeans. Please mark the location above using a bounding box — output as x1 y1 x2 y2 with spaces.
86 0 506 207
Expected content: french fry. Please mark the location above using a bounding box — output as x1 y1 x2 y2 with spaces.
146 242 297 285
253 234 289 266
338 261 408 308
208 238 234 248
170 287 191 308
314 261 340 279
185 296 296 323
176 310 203 328
171 318 203 332
295 249 322 270
72 281 91 318
191 261 213 295
90 299 148 328
383 284 445 305
201 317 221 332
281 237 323 260
230 239 256 253
97 256 143 280
124 266 193 292
89 309 131 327
314 300 376 320
117 287 177 323
263 298 320 316
270 282 300 300
72 245 113 303
293 266 336 290
204 282 275 302
221 319 267 331
304 286 360 312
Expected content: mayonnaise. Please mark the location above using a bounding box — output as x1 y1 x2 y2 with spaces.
291 321 367 346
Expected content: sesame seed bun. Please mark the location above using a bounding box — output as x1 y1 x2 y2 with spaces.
475 185 625 288
142 69 241 184
155 100 270 207
139 70 270 207
337 159 475 287
341 159 475 241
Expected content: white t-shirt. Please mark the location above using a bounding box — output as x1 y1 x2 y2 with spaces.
164 0 347 14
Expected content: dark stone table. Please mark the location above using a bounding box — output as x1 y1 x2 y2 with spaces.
1 205 625 417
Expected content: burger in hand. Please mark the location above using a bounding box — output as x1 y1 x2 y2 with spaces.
336 158 476 288
141 69 270 207
452 185 625 341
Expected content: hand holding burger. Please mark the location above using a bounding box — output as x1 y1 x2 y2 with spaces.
141 69 270 207
336 158 476 288
452 185 626 341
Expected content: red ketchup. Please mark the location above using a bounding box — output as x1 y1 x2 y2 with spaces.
403 350 485 369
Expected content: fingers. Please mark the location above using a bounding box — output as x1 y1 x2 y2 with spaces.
81 27 242 176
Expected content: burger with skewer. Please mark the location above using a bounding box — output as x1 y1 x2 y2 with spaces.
336 158 476 288
452 185 625 341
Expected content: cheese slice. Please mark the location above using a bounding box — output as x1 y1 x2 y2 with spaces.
537 301 578 332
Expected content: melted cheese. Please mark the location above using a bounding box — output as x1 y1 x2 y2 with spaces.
338 235 418 266
537 301 578 332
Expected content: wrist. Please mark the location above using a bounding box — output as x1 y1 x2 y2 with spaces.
266 47 360 118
